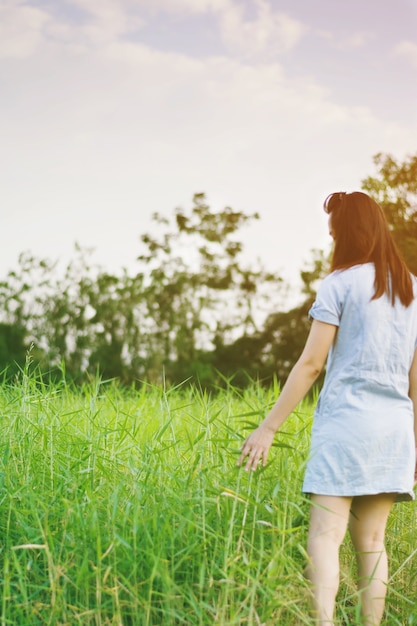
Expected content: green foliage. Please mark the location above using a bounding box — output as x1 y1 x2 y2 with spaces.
0 194 283 388
0 370 415 624
258 249 330 385
137 192 283 384
0 323 27 376
1 152 417 389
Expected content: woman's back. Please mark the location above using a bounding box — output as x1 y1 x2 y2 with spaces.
314 263 417 398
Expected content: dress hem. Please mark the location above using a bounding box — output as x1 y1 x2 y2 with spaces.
302 488 415 503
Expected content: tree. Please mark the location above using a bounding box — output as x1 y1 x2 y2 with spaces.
1 152 415 389
0 252 58 376
0 247 147 383
137 192 284 385
257 249 329 385
0 197 284 387
0 323 27 376
38 248 148 383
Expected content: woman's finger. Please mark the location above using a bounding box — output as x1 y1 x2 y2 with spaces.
245 449 263 472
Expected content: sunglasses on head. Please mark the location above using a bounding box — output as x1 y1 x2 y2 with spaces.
323 192 346 214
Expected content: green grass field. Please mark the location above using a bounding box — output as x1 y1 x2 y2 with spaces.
0 366 416 625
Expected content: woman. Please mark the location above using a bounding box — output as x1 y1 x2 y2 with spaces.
238 191 417 626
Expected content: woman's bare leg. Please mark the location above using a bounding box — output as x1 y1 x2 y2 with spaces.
348 493 395 626
305 495 352 625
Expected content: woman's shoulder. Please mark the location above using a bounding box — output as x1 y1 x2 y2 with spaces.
316 264 374 305
324 263 373 286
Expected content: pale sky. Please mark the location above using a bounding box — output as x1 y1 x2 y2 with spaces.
1 0 417 296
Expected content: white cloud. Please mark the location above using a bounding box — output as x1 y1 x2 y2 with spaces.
70 0 143 43
219 0 306 59
345 31 373 48
131 0 229 15
0 0 50 58
394 40 417 69
0 0 306 61
317 28 374 49
0 0 145 58
123 0 307 59
1 34 415 282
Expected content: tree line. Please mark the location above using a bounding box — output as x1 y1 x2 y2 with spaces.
1 152 416 389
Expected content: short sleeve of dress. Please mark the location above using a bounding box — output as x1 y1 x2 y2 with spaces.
309 272 344 327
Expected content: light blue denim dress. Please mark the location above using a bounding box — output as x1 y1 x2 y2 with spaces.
303 263 417 502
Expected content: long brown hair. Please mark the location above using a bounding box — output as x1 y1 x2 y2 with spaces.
324 191 414 307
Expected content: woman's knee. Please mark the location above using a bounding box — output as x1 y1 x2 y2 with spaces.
308 521 348 550
348 494 394 553
350 532 386 555
349 515 389 555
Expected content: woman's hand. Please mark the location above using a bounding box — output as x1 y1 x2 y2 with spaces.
237 423 276 472
236 321 336 473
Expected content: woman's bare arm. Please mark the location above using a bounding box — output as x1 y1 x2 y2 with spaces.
237 319 337 472
408 347 417 483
